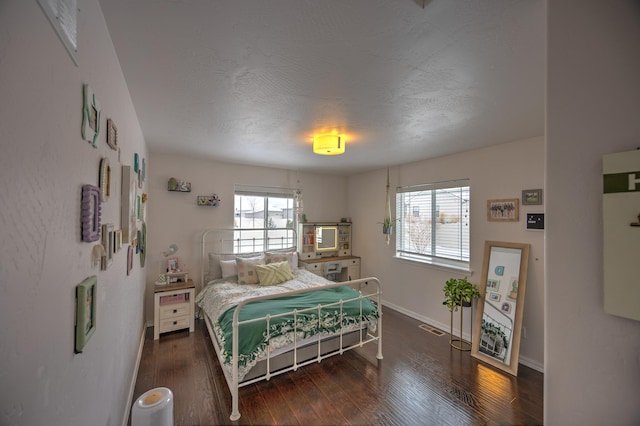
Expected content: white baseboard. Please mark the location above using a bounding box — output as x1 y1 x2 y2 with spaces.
380 299 544 373
122 323 147 426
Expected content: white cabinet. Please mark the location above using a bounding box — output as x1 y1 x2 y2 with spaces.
154 281 195 340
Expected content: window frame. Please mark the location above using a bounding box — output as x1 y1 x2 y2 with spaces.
395 179 470 272
233 185 297 253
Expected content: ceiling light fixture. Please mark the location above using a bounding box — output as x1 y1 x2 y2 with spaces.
313 133 345 155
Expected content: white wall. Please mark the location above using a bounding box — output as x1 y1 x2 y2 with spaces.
0 1 147 425
145 153 348 323
546 1 640 424
348 137 545 369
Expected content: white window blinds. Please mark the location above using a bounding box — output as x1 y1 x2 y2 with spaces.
38 0 78 65
396 179 470 269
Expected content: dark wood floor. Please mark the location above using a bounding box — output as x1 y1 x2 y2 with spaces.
130 308 543 425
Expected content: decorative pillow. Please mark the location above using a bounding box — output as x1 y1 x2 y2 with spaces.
235 255 265 285
208 251 262 280
266 250 298 271
256 261 295 286
219 259 237 279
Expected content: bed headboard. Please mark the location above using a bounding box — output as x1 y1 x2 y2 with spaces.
200 227 297 284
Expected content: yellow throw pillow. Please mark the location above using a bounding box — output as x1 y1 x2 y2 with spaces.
256 261 295 286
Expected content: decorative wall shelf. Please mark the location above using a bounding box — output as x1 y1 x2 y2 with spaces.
197 194 220 207
168 177 191 192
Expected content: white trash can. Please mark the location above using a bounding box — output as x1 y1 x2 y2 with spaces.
131 387 174 426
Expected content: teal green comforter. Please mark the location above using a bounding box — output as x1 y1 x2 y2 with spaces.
217 285 378 367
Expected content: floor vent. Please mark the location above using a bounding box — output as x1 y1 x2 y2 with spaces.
419 324 445 336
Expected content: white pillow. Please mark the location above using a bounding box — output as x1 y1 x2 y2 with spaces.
208 251 263 279
266 249 298 271
220 259 237 279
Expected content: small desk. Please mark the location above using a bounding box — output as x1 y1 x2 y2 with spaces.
153 280 196 340
299 256 361 282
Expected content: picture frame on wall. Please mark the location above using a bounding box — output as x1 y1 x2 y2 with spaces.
106 119 118 150
101 224 114 270
81 185 101 243
75 275 97 353
99 157 111 202
114 229 122 253
120 165 137 243
81 84 101 148
487 198 519 222
127 245 134 276
522 188 543 205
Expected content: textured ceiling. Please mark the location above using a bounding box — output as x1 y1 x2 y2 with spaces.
99 0 544 175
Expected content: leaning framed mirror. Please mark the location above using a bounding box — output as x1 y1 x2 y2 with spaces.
471 240 530 376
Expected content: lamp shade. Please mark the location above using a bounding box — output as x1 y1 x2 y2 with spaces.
313 134 345 155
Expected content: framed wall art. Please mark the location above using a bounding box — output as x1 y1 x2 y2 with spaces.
75 275 97 353
127 245 134 275
114 229 123 253
81 84 101 148
120 165 137 243
522 189 543 205
101 224 114 270
106 118 118 150
81 185 101 242
99 157 111 202
487 198 519 222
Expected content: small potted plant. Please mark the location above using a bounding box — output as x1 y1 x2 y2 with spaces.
381 216 396 235
442 277 481 311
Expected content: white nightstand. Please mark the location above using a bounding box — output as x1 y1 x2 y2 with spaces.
153 280 196 340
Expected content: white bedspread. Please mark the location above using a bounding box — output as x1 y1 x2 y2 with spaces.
196 269 334 323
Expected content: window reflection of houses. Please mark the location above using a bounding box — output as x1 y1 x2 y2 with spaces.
241 208 284 219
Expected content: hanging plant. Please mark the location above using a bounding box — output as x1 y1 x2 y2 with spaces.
379 169 398 243
382 217 394 235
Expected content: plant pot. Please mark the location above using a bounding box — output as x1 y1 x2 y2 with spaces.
382 224 393 235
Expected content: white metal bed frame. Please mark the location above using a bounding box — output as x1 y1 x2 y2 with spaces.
200 228 383 421
479 301 513 361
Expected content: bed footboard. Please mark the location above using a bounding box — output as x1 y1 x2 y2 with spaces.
205 277 383 421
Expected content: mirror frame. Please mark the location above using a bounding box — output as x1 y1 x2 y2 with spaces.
471 240 530 376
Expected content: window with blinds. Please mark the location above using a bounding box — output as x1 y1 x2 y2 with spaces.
38 0 78 65
395 179 470 270
233 185 296 253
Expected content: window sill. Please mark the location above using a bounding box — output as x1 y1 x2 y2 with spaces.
392 255 473 276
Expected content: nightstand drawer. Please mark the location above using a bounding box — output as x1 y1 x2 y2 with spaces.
159 315 190 332
159 302 190 319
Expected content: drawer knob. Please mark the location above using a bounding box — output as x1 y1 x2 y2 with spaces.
173 309 178 313
173 321 177 325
